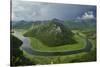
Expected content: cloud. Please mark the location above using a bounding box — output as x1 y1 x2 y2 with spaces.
77 11 95 20
12 0 96 21
12 0 50 21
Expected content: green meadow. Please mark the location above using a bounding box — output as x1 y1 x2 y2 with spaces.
29 33 84 52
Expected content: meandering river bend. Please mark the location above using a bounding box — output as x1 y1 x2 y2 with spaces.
12 31 92 56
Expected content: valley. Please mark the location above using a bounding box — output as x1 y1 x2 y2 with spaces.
11 18 96 65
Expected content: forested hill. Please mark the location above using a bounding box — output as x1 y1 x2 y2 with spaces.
24 19 76 47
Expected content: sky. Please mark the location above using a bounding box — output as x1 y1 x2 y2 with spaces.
12 0 96 21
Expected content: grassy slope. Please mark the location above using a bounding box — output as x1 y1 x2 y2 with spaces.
29 34 84 52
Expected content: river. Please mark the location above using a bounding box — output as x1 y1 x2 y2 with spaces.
12 31 92 56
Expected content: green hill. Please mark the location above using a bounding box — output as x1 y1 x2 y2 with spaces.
12 20 33 29
24 19 77 47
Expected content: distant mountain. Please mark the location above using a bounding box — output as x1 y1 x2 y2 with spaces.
63 18 96 30
24 19 76 47
12 18 96 31
12 20 33 29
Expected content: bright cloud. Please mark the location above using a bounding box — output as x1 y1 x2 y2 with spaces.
77 11 95 20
